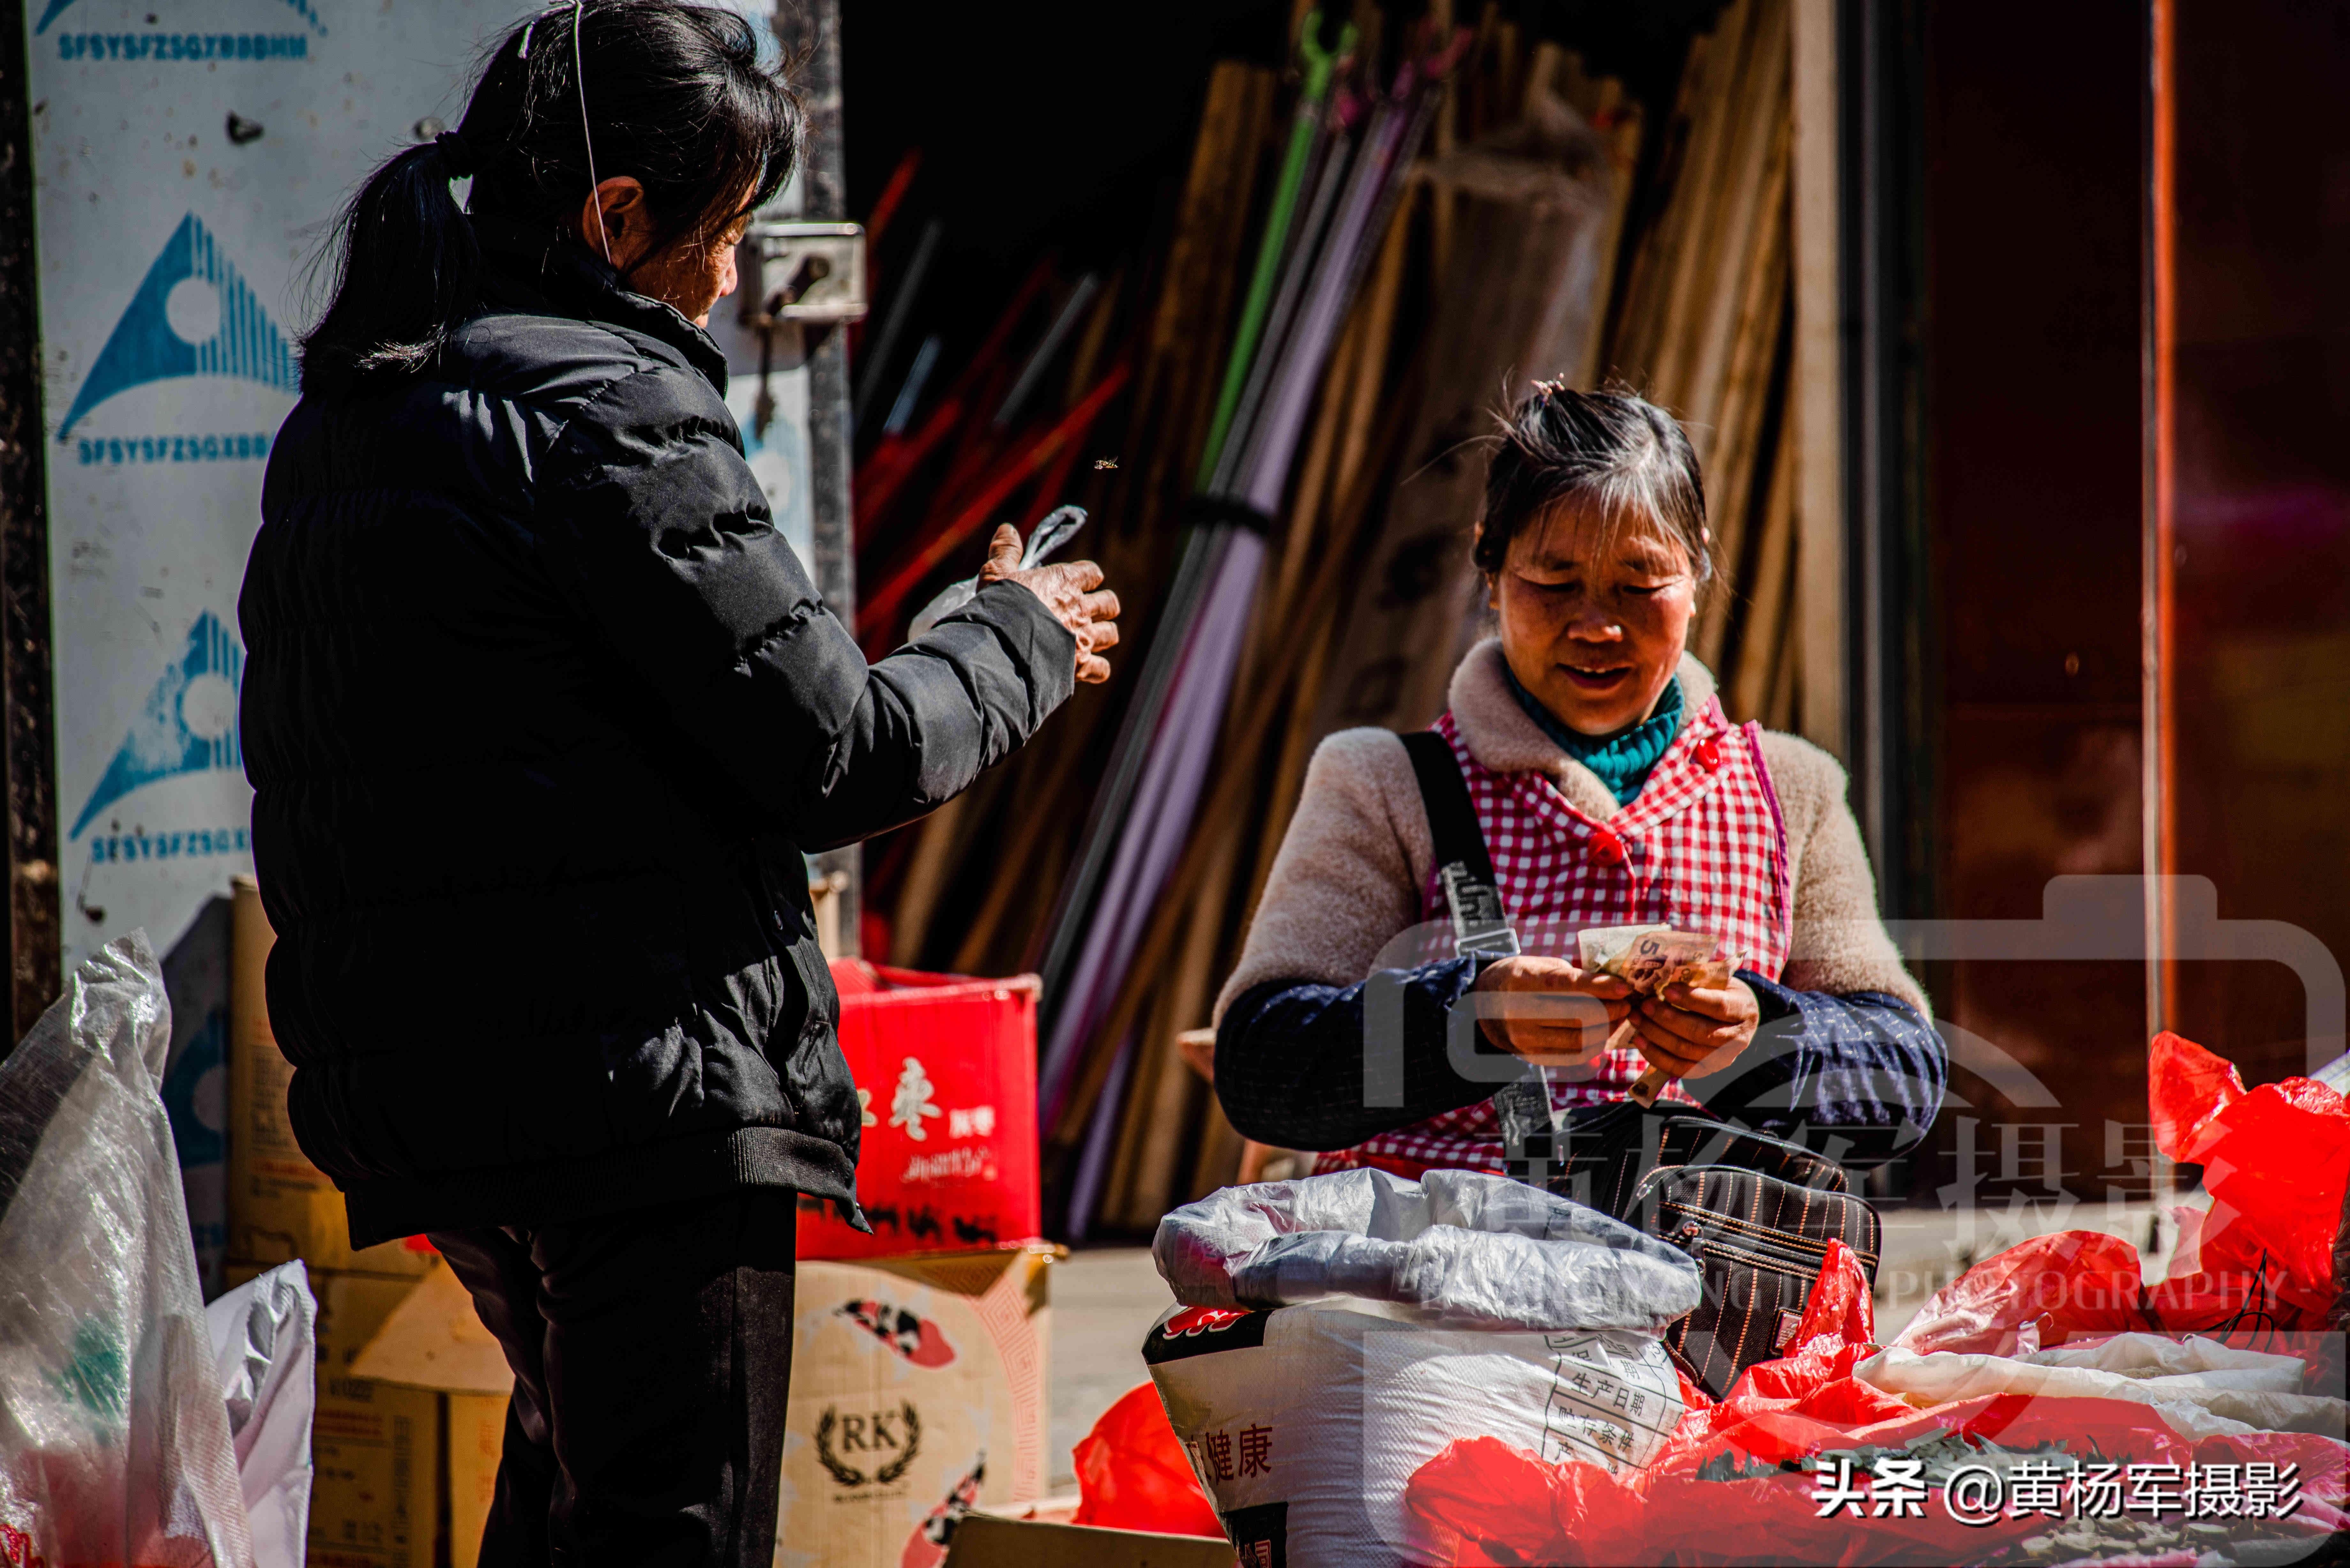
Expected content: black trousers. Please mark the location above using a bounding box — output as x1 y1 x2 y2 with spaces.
429 1189 797 1567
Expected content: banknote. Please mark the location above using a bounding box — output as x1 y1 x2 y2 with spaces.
1575 923 1658 972
1578 925 1734 1105
1579 925 1728 996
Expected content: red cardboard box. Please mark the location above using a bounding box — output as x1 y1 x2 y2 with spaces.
799 961 1042 1260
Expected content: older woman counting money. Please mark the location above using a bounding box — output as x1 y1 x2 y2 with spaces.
1212 386 1947 1177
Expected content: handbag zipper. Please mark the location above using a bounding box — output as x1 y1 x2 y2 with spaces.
1695 1236 1836 1279
1664 1213 1880 1279
1659 1206 1828 1265
1659 1198 1881 1270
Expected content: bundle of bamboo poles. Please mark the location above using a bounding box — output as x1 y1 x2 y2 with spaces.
864 0 1809 1238
1602 0 1800 730
869 55 1281 978
1050 17 1630 1237
1035 21 1476 1240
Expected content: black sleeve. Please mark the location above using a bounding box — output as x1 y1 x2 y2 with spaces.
1686 971 1950 1168
1214 959 1513 1151
539 365 1075 848
790 584 1077 849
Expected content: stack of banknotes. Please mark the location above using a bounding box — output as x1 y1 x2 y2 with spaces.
1577 924 1730 1106
1577 924 1731 994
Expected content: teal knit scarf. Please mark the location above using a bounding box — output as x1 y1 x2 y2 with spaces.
1505 667 1685 805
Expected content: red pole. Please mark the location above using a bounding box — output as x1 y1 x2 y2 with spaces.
853 259 1058 531
857 360 1132 647
2144 0 2178 1039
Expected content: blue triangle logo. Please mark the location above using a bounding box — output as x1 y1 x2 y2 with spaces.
70 611 246 842
35 0 324 35
56 213 299 441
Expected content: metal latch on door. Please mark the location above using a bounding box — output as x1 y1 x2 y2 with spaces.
743 221 868 326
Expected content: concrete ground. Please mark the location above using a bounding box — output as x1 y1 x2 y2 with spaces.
1045 1196 2189 1491
1049 1246 1175 1491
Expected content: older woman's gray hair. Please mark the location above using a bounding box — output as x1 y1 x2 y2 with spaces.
1472 384 1712 593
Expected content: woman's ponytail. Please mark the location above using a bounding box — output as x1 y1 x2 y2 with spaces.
299 134 483 386
298 0 799 392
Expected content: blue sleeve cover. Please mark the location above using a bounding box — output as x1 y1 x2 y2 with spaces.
1215 965 1947 1167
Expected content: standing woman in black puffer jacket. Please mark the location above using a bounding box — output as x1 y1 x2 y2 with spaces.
239 4 1117 1560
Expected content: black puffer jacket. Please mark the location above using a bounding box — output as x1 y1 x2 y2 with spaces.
241 237 1073 1247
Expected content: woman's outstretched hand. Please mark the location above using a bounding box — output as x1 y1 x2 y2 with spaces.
980 523 1120 684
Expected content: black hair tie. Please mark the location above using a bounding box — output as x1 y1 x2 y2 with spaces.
434 129 478 176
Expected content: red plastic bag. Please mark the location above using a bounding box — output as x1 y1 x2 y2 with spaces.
1407 1439 1673 1567
1407 1396 2220 1565
2148 1029 2350 1311
2148 1026 2246 1159
2145 1204 2332 1326
1787 1236 1876 1352
1406 1231 2341 1566
1408 1436 2058 1566
2147 1032 2346 1323
1659 1245 2220 1477
1883 1034 2349 1358
1888 1230 2155 1357
1541 1457 1653 1566
1403 1435 1581 1567
1069 1382 1226 1538
1656 1242 1900 1469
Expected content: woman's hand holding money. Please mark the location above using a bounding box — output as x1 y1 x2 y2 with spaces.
1472 956 1633 1063
1628 977 1762 1082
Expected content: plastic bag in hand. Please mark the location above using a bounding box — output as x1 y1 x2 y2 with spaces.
1152 1167 1701 1332
0 935 256 1566
906 506 1087 640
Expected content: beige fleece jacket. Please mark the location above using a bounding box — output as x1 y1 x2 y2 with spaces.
1216 640 1926 1019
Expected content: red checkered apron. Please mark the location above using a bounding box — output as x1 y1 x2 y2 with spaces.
1317 692 1793 1178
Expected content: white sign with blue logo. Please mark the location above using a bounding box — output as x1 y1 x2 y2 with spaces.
26 0 811 984
28 0 520 978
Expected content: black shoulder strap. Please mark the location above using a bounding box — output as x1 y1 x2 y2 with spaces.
1399 730 1516 957
1400 731 1491 884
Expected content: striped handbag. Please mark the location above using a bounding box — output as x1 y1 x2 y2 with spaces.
1515 1103 1881 1397
1624 1158 1882 1397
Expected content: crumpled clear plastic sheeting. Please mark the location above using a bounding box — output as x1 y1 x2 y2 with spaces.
205 1263 315 1568
1153 1167 1701 1332
1852 1345 2350 1440
2016 1331 2306 1391
0 934 256 1567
